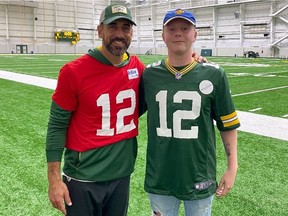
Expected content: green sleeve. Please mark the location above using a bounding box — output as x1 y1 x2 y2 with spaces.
46 100 72 162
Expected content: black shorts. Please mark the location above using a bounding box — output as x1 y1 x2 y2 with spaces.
63 175 130 216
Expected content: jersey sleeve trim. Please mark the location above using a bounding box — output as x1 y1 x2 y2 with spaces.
220 111 240 128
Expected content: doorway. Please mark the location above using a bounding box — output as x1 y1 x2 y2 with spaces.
16 45 28 54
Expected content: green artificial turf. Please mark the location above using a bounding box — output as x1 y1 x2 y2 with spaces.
0 54 287 215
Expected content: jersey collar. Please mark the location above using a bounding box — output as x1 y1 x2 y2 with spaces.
88 48 130 67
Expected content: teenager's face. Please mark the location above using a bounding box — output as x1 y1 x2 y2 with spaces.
98 19 133 56
162 18 197 55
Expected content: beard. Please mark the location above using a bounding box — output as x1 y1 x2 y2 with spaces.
103 37 130 56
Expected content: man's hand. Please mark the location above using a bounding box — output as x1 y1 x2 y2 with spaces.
48 180 72 215
216 168 237 197
48 162 72 215
192 52 207 63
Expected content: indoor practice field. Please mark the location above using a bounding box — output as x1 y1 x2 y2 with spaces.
0 54 287 216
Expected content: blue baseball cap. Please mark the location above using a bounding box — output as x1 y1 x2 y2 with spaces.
163 9 196 27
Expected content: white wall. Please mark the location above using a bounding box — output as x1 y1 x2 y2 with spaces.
0 0 105 54
130 0 288 57
0 0 287 57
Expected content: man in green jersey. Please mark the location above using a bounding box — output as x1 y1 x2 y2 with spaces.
140 9 240 216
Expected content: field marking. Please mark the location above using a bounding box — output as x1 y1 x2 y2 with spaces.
219 63 270 67
237 111 288 141
229 70 288 78
249 108 262 112
0 70 56 90
48 59 69 62
232 85 288 97
0 70 287 141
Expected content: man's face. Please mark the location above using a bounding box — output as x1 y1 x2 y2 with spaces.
98 19 133 56
162 18 197 55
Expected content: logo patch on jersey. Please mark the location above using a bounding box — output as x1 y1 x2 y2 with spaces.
195 180 215 190
127 68 139 79
199 80 213 95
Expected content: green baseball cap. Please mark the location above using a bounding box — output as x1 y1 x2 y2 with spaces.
100 4 137 26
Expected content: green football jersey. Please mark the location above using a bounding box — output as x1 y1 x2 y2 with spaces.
142 60 240 200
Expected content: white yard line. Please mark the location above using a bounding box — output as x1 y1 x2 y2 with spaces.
237 111 288 141
1 70 288 141
0 70 56 90
249 108 262 112
232 85 288 97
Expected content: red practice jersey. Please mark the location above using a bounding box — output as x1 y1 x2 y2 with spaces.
52 54 145 152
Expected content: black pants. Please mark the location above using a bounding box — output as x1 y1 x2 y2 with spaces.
64 175 130 216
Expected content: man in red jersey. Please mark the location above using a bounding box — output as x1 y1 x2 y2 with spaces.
46 4 145 216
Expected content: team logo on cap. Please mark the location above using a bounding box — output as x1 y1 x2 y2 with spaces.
112 5 127 14
175 9 184 14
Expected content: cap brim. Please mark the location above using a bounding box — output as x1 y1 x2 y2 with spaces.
103 16 137 26
163 17 196 26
